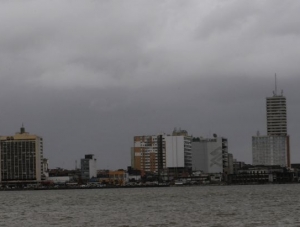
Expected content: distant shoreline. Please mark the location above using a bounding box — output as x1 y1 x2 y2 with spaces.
1 182 299 192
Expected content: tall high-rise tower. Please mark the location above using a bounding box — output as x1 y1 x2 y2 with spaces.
252 76 290 167
266 75 287 136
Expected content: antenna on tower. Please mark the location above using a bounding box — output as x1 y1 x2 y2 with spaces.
274 73 277 96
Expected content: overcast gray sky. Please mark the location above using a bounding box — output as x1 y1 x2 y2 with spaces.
1 0 300 169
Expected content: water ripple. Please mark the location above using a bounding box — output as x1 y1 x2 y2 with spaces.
0 184 300 226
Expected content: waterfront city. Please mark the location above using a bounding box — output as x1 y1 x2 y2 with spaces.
0 81 299 190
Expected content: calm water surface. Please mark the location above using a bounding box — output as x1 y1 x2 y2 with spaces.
1 184 300 227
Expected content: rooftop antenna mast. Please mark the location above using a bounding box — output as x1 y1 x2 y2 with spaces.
274 73 277 96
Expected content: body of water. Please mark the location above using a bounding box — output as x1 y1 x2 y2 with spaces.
1 184 300 227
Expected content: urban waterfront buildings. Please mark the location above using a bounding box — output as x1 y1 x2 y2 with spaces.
0 126 45 184
132 129 233 178
81 154 97 180
132 128 192 173
252 79 290 167
191 135 230 174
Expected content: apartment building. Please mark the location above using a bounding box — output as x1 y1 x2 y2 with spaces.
132 135 165 173
0 126 44 184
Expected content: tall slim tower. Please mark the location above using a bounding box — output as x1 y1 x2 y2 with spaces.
266 75 287 136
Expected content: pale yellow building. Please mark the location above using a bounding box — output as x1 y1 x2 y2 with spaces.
0 126 44 184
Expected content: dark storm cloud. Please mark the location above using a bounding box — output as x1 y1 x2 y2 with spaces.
0 1 300 169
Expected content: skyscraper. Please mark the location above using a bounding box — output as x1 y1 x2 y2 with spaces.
266 91 287 136
252 76 290 167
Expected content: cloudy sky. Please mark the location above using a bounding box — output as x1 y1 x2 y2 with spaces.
1 0 300 169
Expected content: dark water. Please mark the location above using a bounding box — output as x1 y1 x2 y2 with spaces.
1 184 300 227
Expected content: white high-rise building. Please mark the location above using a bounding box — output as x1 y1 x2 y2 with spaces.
81 154 97 180
266 94 287 136
165 130 192 168
252 77 290 167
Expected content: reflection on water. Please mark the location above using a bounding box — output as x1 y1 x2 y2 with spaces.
0 184 300 227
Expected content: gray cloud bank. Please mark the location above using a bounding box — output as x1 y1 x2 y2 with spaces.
0 0 300 168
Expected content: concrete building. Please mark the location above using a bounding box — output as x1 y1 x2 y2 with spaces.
0 126 44 184
266 92 287 136
252 80 290 167
191 135 228 174
165 129 192 169
252 135 288 166
81 154 97 180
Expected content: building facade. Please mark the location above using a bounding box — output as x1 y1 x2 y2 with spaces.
191 136 229 174
81 154 97 180
252 135 288 166
132 129 192 173
266 94 287 136
0 126 44 184
132 135 166 173
165 129 192 169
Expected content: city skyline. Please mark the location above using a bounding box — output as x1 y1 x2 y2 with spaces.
1 1 300 169
0 76 299 170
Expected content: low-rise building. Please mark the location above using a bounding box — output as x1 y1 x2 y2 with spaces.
108 170 128 186
228 165 295 184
